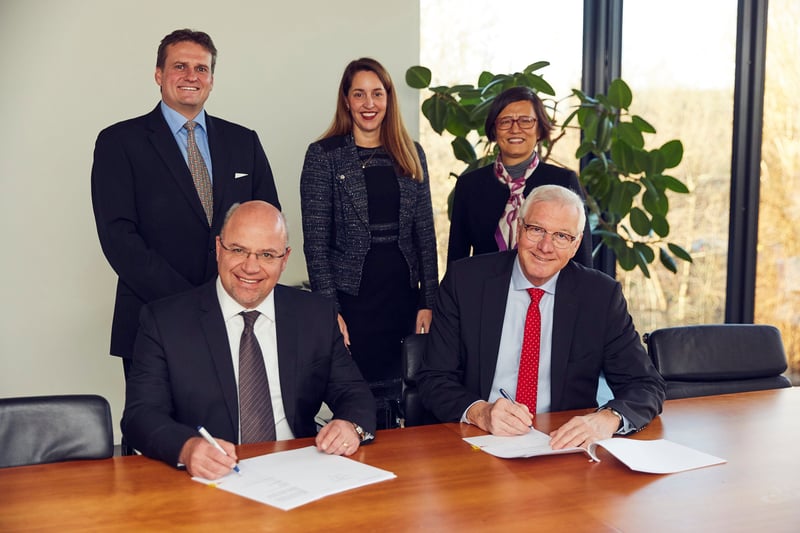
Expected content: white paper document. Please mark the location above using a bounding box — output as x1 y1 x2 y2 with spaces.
464 429 726 474
192 446 396 510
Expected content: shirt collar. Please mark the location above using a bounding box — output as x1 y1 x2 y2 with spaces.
215 277 276 325
160 101 207 135
511 255 560 295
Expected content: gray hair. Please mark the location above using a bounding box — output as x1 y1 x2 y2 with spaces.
520 185 586 236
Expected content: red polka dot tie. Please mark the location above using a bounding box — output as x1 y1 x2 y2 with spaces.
516 288 545 414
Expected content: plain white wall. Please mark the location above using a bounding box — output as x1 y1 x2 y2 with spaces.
0 0 421 443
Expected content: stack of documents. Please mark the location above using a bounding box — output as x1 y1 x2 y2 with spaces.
463 429 726 474
193 446 396 510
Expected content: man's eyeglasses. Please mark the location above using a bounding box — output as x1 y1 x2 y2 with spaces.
219 238 288 264
520 221 577 249
496 116 537 131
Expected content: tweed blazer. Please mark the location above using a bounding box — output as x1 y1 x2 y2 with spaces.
300 134 438 310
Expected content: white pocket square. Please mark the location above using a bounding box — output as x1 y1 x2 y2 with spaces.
234 172 248 179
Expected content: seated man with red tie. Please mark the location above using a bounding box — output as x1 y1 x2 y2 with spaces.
122 201 375 479
417 185 665 449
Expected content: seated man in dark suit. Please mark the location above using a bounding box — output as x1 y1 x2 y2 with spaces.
123 201 375 479
418 185 665 449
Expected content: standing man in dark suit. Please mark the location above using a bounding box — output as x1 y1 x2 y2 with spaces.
91 29 280 377
418 185 664 449
123 201 376 479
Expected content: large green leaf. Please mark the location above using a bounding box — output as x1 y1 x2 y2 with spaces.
651 213 670 237
668 242 693 262
659 174 690 194
631 115 656 134
617 122 644 149
451 137 477 164
607 79 633 109
629 207 651 236
445 103 473 137
642 188 668 216
405 66 431 89
523 73 556 96
421 96 449 134
659 247 678 273
633 242 656 263
660 139 684 168
524 61 550 73
478 70 495 87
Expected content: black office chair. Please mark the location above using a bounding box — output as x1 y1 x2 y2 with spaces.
400 334 438 427
0 394 114 468
643 324 792 400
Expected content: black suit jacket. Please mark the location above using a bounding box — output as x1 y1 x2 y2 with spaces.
417 252 665 430
91 104 281 359
122 282 376 467
447 162 593 267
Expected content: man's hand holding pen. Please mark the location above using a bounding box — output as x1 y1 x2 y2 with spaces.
466 397 533 436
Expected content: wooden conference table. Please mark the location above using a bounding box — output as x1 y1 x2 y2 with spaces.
2 388 799 532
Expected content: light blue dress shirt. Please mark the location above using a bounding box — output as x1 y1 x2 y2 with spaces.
160 101 214 182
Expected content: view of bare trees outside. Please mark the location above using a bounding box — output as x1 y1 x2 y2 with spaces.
757 0 800 378
418 1 797 377
617 4 736 336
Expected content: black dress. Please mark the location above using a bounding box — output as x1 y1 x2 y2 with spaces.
337 147 418 427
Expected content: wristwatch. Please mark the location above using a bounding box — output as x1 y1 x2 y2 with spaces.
598 407 624 431
352 422 374 442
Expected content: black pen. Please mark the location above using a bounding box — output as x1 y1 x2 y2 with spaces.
499 388 534 429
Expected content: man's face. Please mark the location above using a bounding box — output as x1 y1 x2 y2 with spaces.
516 200 582 286
216 204 290 309
155 41 214 119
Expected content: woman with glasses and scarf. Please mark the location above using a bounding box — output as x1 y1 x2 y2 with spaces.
446 86 593 267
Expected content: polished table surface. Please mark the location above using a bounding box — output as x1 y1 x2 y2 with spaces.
2 388 799 532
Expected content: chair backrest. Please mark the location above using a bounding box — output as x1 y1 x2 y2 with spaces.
644 324 792 400
401 334 438 427
0 394 114 468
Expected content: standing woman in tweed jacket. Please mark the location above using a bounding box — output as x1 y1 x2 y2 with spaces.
300 58 438 427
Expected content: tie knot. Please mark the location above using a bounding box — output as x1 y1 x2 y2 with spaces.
185 120 197 132
527 288 545 305
240 311 259 331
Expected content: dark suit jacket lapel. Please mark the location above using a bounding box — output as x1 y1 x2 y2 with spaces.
478 252 517 398
198 282 240 431
145 105 211 226
273 285 299 429
550 262 581 409
206 114 232 227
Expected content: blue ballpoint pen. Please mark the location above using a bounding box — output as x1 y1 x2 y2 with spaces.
197 426 241 473
498 388 534 429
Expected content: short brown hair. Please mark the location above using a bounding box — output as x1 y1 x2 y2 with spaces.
156 29 218 73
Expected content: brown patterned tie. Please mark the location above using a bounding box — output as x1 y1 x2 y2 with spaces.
238 311 276 443
185 120 213 225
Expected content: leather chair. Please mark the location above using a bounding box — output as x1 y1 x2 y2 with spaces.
400 334 438 427
0 394 114 468
643 324 792 400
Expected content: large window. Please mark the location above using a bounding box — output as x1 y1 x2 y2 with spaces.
756 0 800 377
617 2 737 334
419 0 584 273
419 0 797 378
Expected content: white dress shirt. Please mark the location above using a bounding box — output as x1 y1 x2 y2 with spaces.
216 279 294 441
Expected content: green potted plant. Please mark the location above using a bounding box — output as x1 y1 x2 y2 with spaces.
406 63 692 276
